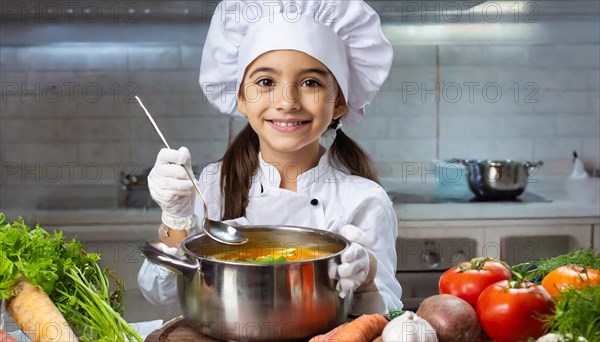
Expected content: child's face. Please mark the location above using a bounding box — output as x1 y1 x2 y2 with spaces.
238 50 347 158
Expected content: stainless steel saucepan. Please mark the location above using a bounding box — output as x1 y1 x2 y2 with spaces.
454 159 543 200
141 226 352 341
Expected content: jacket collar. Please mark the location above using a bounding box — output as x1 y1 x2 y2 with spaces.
254 147 337 194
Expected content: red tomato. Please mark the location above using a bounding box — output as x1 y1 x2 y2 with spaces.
0 329 17 342
476 280 554 342
439 258 511 308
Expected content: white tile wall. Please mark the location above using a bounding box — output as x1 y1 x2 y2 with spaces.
439 138 535 161
127 46 181 70
17 46 128 70
1 21 599 209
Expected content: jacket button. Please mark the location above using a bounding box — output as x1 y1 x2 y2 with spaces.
310 198 319 206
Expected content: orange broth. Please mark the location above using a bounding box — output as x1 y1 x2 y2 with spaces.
210 247 333 263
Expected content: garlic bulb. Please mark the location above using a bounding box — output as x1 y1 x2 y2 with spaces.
537 333 588 342
382 311 438 342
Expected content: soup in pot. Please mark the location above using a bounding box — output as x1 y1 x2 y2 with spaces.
184 227 346 264
209 247 333 263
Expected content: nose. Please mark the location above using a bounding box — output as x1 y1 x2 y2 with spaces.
275 83 300 112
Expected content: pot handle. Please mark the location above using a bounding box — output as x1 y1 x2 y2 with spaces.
140 241 199 279
524 161 544 175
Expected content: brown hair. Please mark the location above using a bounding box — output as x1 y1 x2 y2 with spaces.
219 119 379 220
328 118 380 184
220 124 260 220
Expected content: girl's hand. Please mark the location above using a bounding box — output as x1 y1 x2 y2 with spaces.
334 224 379 298
148 147 197 231
337 242 372 298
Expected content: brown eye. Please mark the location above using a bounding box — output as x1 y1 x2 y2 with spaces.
303 79 321 88
257 78 275 87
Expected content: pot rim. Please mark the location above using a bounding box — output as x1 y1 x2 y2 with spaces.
179 224 352 266
458 159 543 165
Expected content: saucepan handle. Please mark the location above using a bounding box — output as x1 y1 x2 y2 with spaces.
140 241 199 279
523 161 544 175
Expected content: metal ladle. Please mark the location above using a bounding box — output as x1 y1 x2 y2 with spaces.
135 96 248 245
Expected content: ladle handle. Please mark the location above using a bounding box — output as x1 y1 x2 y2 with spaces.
136 95 210 226
136 96 171 150
183 167 210 225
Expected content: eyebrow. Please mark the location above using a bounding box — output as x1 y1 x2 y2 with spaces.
247 67 331 79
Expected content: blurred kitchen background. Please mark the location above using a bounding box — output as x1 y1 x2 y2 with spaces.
1 0 599 321
1 1 599 209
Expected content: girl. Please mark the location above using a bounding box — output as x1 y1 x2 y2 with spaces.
138 0 403 315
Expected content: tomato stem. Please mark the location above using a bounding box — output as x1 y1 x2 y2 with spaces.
459 257 512 273
509 271 528 288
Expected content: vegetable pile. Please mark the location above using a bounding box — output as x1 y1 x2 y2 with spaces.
434 250 599 342
0 214 142 342
311 249 599 342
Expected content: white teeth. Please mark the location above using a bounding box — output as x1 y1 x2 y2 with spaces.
272 121 302 127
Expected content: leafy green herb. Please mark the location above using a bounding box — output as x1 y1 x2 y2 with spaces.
513 248 600 283
0 213 142 341
544 285 600 341
245 255 287 264
387 309 405 320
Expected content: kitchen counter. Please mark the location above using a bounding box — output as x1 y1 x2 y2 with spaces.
382 175 600 221
0 208 162 241
2 176 599 229
1 175 598 323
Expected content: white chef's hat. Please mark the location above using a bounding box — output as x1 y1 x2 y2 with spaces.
199 0 393 124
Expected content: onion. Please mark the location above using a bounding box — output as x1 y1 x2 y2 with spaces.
416 294 481 342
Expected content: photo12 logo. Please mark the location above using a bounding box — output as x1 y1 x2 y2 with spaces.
397 1 539 23
1 1 142 24
215 1 340 24
1 162 139 184
1 82 139 104
400 161 542 184
401 82 540 104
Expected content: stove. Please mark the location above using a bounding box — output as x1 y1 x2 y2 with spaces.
387 190 551 204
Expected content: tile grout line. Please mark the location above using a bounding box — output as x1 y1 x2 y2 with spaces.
435 45 440 160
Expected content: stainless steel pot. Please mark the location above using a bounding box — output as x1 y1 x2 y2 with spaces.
454 159 543 200
141 226 352 342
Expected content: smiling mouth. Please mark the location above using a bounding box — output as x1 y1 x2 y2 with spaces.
269 120 309 127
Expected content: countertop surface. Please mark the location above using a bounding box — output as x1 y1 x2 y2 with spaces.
382 175 600 221
2 176 599 226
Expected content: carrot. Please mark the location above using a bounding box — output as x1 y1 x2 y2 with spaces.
309 323 349 342
5 280 78 342
329 314 388 342
310 314 388 342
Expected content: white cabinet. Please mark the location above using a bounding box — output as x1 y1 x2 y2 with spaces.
397 217 597 264
395 216 597 310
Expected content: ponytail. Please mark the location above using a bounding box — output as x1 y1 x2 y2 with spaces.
328 123 380 184
220 124 259 220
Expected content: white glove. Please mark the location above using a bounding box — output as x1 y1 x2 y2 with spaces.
147 147 197 230
340 224 375 249
332 224 374 299
337 242 370 299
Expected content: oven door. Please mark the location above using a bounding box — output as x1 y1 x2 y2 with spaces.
396 238 477 311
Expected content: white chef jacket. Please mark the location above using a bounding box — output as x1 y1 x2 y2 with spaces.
138 151 403 311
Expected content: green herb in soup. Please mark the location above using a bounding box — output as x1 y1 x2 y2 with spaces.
244 255 287 264
211 247 332 263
